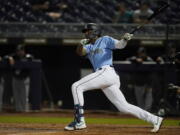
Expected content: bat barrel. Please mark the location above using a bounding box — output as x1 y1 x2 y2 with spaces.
129 3 169 34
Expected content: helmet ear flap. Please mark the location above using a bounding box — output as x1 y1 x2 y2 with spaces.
82 23 102 39
94 29 101 37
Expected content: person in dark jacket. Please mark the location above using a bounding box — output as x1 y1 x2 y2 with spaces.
5 44 34 112
127 47 154 111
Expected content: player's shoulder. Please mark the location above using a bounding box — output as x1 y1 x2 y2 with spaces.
98 36 116 46
100 35 113 41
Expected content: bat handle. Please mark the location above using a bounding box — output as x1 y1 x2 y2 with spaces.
130 29 136 34
130 25 142 34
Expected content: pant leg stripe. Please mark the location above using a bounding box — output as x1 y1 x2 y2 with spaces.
75 68 106 105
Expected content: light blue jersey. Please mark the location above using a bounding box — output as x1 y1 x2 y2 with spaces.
84 36 119 71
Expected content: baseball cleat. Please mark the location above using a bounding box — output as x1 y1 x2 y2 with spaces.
64 120 86 131
151 117 163 133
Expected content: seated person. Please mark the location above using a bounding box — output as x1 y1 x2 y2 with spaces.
133 2 154 23
113 2 133 23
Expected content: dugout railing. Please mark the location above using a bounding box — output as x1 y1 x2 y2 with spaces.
0 23 179 43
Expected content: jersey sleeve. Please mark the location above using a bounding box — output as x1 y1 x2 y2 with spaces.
104 36 119 50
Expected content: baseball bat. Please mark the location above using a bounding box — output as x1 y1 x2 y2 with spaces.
130 3 170 34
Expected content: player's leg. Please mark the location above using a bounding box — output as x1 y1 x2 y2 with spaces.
0 78 3 112
134 85 146 109
24 77 30 112
71 68 116 106
65 67 115 130
13 78 25 112
144 87 153 111
102 84 163 132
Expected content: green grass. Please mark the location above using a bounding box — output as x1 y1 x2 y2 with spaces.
0 116 179 126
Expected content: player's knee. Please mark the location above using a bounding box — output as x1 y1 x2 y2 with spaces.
71 82 81 92
72 82 78 91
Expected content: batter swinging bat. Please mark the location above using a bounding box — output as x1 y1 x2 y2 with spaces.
130 3 170 34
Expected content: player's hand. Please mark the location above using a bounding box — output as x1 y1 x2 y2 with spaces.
80 39 90 46
122 33 133 41
8 56 15 65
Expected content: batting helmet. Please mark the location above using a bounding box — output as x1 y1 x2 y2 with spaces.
82 23 101 39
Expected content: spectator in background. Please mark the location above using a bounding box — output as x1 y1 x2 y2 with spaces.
113 2 133 23
0 56 4 112
175 51 180 86
127 47 154 111
5 44 34 112
156 44 178 64
32 0 68 20
155 44 178 85
133 1 154 23
155 44 179 115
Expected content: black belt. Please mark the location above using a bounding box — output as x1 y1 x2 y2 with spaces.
98 65 114 70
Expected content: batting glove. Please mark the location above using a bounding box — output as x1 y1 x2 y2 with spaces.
122 33 133 41
80 39 90 46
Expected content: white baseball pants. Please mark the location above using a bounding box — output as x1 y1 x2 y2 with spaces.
71 65 158 125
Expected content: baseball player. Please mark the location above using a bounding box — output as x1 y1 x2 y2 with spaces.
64 23 163 132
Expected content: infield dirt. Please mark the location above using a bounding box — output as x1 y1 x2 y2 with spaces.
0 111 179 135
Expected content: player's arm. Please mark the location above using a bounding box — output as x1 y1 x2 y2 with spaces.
76 44 87 56
76 39 89 56
115 33 133 49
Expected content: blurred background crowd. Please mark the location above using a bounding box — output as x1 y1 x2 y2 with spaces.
0 0 179 23
0 0 179 117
